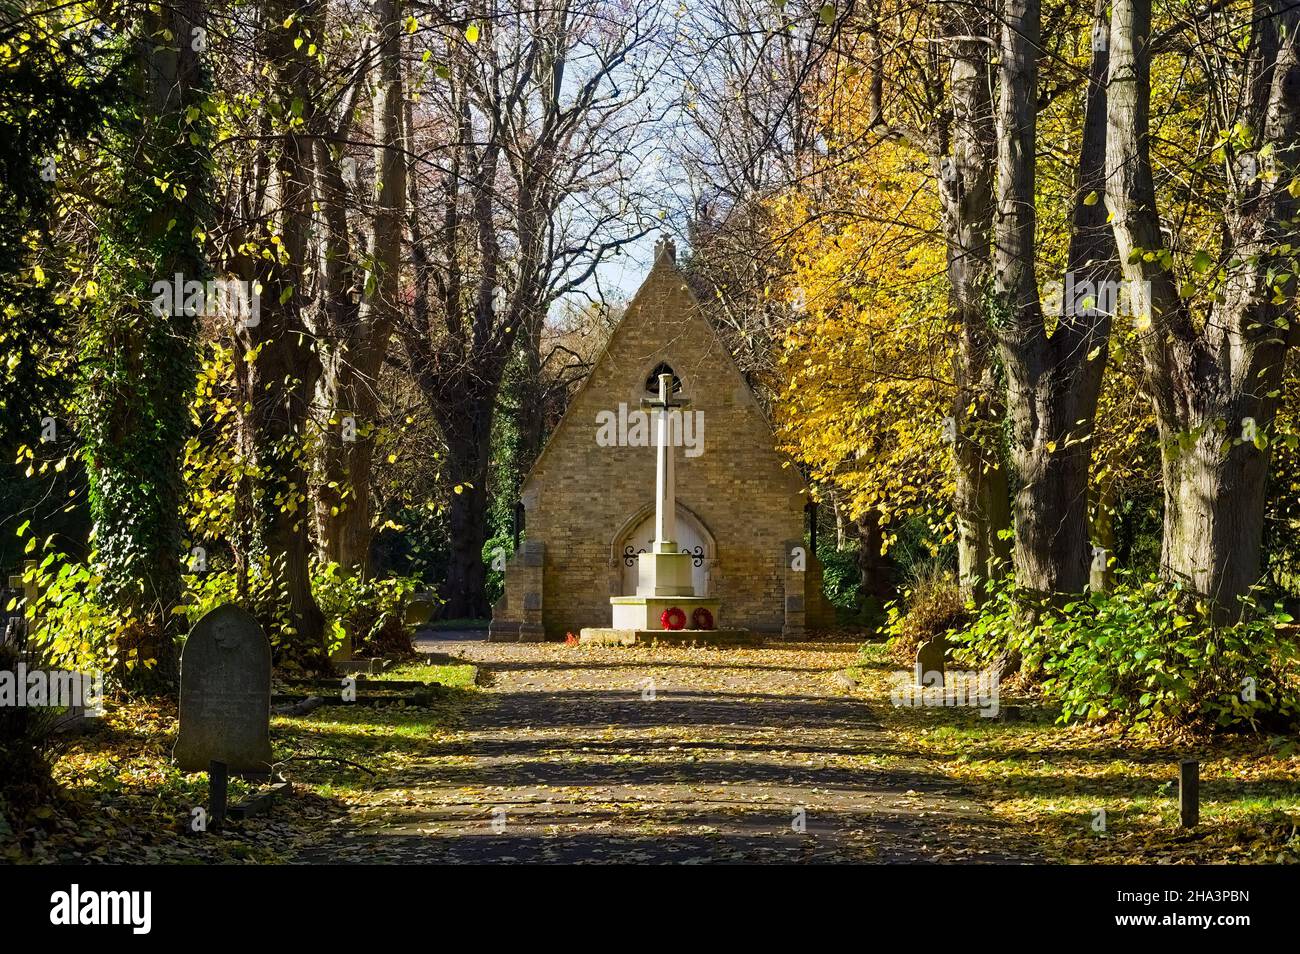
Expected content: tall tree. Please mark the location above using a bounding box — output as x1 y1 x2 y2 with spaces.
227 0 328 654
1106 0 1300 616
313 0 406 577
931 0 1013 602
829 2 1013 600
402 1 659 617
674 0 836 375
80 0 211 686
0 1 109 563
991 0 1115 598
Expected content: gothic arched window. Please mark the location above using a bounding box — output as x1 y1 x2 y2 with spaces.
644 362 682 395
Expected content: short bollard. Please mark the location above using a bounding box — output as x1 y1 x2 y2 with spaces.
209 760 229 832
1179 759 1199 828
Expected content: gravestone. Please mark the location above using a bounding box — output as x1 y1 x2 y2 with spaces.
915 637 946 688
174 604 273 774
3 565 35 647
405 594 436 627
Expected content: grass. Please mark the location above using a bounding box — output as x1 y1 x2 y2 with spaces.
371 659 479 687
849 643 1300 863
273 663 477 792
14 639 1297 865
4 663 478 863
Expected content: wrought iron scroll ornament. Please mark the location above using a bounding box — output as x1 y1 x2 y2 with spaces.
623 545 704 567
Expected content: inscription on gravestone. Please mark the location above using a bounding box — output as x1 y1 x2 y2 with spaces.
174 604 273 774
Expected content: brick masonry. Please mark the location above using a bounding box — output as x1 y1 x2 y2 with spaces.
490 244 833 642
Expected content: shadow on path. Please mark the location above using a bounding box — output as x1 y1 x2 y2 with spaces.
294 640 1041 864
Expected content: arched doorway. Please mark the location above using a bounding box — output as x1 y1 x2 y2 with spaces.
613 503 714 597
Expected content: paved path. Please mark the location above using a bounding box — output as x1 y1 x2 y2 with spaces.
300 639 1031 863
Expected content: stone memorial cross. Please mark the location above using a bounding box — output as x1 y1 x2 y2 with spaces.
640 372 691 555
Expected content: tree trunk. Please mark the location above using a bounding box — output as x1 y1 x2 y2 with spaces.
1106 0 1300 617
855 510 895 603
316 406 375 572
993 0 1114 599
1008 424 1094 596
229 0 329 659
440 403 495 620
235 286 326 657
934 10 1011 604
1161 429 1271 610
513 338 546 494
951 375 1012 603
83 0 210 690
314 0 407 577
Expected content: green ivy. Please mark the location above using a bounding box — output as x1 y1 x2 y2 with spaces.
77 16 215 687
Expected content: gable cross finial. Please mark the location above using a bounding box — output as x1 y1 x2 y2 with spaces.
654 234 677 265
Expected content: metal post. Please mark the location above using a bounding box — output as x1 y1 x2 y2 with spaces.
209 760 228 832
1179 759 1199 828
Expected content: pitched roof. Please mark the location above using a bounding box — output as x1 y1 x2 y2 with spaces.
521 241 807 499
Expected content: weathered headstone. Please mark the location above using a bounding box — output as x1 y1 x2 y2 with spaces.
1 616 23 648
915 638 946 688
174 605 273 774
405 595 435 627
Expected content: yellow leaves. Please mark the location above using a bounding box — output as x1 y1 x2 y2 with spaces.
768 129 951 525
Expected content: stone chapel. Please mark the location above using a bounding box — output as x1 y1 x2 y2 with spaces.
489 238 833 642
